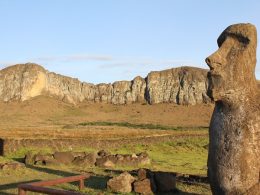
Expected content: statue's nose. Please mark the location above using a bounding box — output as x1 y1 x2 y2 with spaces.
205 52 225 70
205 57 212 67
205 56 214 70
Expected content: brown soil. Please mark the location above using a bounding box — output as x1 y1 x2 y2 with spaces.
0 95 214 130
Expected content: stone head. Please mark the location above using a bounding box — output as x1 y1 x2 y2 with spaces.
205 23 257 102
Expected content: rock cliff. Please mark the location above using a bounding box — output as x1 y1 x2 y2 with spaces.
0 63 211 105
146 67 210 104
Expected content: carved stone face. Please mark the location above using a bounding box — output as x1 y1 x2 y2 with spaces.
205 24 257 102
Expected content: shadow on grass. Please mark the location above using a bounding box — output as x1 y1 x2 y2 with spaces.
26 164 78 177
25 165 83 191
85 175 110 190
25 165 111 191
11 157 24 163
0 180 40 195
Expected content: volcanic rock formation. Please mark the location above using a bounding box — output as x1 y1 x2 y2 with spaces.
0 63 210 105
206 23 260 194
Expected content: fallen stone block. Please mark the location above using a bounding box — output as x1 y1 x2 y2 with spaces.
95 156 115 168
73 152 97 166
71 151 86 158
24 151 35 165
137 168 154 180
97 150 110 157
133 178 156 194
34 153 53 163
107 172 135 193
53 151 75 164
0 162 25 170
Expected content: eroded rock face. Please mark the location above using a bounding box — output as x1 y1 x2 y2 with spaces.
146 67 210 105
0 63 210 105
206 23 260 194
0 64 47 102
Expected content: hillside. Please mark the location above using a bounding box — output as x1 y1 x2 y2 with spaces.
0 95 214 130
0 63 211 105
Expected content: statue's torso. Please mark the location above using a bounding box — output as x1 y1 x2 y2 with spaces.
208 102 260 194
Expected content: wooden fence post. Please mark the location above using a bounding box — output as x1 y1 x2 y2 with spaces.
18 188 26 195
79 179 84 190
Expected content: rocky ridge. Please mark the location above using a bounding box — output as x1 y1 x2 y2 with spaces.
0 63 211 105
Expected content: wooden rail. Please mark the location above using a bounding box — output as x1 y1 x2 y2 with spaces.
18 174 90 195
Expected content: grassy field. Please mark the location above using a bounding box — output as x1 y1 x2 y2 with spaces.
0 98 213 194
0 129 211 195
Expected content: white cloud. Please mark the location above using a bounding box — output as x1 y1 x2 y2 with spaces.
32 54 113 63
31 56 58 62
64 54 113 62
98 62 131 69
0 55 201 70
0 54 113 68
98 58 201 70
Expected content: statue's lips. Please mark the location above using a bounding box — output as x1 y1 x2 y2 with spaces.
208 70 220 77
207 72 222 99
207 71 222 91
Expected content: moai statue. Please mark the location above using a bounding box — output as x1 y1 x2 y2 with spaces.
205 23 260 194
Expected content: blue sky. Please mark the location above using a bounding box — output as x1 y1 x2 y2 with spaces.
0 0 259 83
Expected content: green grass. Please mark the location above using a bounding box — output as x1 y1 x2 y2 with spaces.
0 135 210 194
69 121 208 131
110 137 208 175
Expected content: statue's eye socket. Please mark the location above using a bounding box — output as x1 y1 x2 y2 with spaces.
229 34 250 46
218 33 250 47
237 36 249 45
